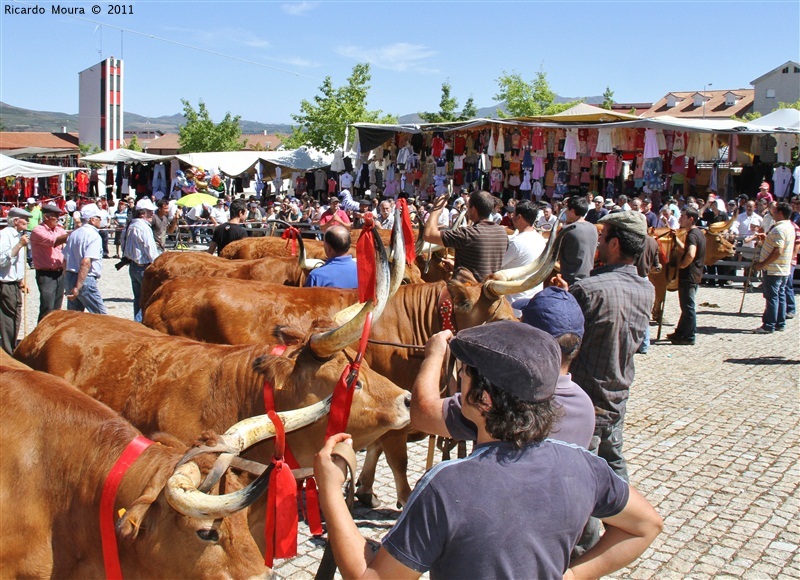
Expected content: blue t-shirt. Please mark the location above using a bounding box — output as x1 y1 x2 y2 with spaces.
382 440 629 579
304 255 358 289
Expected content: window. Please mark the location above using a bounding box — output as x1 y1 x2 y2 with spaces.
782 67 789 73
794 66 800 73
666 96 678 108
766 89 776 98
725 95 738 106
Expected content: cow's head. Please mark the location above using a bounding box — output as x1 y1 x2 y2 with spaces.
116 436 265 578
705 229 736 264
253 233 410 456
446 269 517 328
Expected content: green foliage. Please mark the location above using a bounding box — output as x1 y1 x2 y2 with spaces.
777 99 800 111
629 106 637 116
284 63 396 153
125 135 143 152
420 81 460 123
178 99 244 153
739 111 762 121
601 86 615 110
494 70 578 117
78 142 102 168
461 96 478 120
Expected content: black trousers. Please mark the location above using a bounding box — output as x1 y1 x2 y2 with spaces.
0 280 22 355
35 269 65 322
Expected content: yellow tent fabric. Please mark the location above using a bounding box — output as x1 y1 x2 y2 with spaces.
513 103 640 123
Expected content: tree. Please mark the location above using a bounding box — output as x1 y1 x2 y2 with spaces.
284 63 396 153
461 96 478 120
494 70 577 117
777 99 800 111
601 86 615 110
420 81 460 123
124 135 143 152
178 99 244 153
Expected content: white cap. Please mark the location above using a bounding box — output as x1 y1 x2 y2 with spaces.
26 197 36 205
80 203 100 220
135 198 157 211
593 195 604 203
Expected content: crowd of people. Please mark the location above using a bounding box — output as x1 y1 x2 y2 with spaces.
2 168 799 578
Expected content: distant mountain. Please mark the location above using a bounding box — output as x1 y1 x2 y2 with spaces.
398 95 603 123
0 102 294 134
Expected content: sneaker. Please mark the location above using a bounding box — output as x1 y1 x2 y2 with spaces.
786 312 795 319
670 337 695 345
776 326 785 332
750 327 773 334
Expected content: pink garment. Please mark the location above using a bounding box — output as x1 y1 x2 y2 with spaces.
605 154 618 179
563 129 578 160
634 154 644 179
532 157 546 180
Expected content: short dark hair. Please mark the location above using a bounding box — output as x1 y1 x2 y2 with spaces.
566 195 589 217
604 224 645 260
468 190 494 220
556 333 582 366
229 199 247 217
513 200 538 225
682 206 700 224
156 198 170 209
324 226 351 254
775 201 792 219
464 366 561 448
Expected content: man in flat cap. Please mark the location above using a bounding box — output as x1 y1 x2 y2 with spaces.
555 210 653 481
0 207 32 353
63 203 107 314
30 203 70 321
315 321 662 579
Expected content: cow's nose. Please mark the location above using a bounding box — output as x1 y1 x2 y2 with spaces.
404 394 412 408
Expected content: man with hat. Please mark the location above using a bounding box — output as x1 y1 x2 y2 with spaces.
0 207 32 354
757 181 774 203
315 321 662 579
30 203 70 321
319 197 351 232
63 203 107 314
122 198 160 322
586 195 608 224
25 197 42 232
412 287 595 450
556 210 654 480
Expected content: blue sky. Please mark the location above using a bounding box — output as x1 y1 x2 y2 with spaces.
1 0 798 125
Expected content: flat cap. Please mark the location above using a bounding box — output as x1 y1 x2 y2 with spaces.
599 209 647 237
514 287 585 339
8 207 32 219
449 321 561 403
42 203 65 215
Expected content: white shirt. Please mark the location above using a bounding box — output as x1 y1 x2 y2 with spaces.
63 224 103 278
501 229 547 314
536 214 557 231
122 218 159 266
736 212 763 247
0 227 26 283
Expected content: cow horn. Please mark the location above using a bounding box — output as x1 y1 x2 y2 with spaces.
484 217 563 297
451 208 467 229
165 397 332 519
273 220 321 270
388 206 406 297
309 232 390 358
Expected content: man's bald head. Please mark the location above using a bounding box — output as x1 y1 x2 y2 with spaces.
324 225 351 255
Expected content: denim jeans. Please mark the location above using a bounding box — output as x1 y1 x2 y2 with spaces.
638 321 651 353
129 263 147 323
65 272 107 314
785 265 796 315
675 281 698 339
762 274 788 331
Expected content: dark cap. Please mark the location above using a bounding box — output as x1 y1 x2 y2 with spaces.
42 203 65 215
599 210 647 237
449 321 561 402
513 287 585 338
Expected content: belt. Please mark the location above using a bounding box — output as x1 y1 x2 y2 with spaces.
36 268 64 273
0 280 22 285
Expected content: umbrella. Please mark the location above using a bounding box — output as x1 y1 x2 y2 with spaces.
175 193 220 208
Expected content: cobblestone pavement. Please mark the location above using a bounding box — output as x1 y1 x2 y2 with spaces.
16 265 800 578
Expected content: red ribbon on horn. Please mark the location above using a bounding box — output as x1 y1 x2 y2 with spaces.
396 198 416 264
281 226 300 256
264 409 298 567
356 213 377 303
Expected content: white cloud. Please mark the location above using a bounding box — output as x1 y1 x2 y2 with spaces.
281 2 320 16
336 43 438 73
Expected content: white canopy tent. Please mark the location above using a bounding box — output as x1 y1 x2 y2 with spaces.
174 151 262 177
745 108 800 131
257 147 333 171
0 153 81 179
80 149 173 164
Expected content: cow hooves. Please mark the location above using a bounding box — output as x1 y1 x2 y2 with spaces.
356 492 381 509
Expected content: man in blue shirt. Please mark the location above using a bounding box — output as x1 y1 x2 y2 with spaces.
304 225 358 288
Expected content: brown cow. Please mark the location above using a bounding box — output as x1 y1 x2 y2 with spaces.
0 368 270 578
0 349 31 370
143 227 562 507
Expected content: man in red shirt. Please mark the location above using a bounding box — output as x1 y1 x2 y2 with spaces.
319 197 351 231
30 203 70 321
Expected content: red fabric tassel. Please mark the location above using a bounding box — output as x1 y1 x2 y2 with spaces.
326 365 358 438
356 213 377 303
304 478 323 536
396 198 416 264
281 226 299 256
264 410 298 566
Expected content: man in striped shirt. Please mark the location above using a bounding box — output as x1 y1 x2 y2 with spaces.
424 190 508 282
